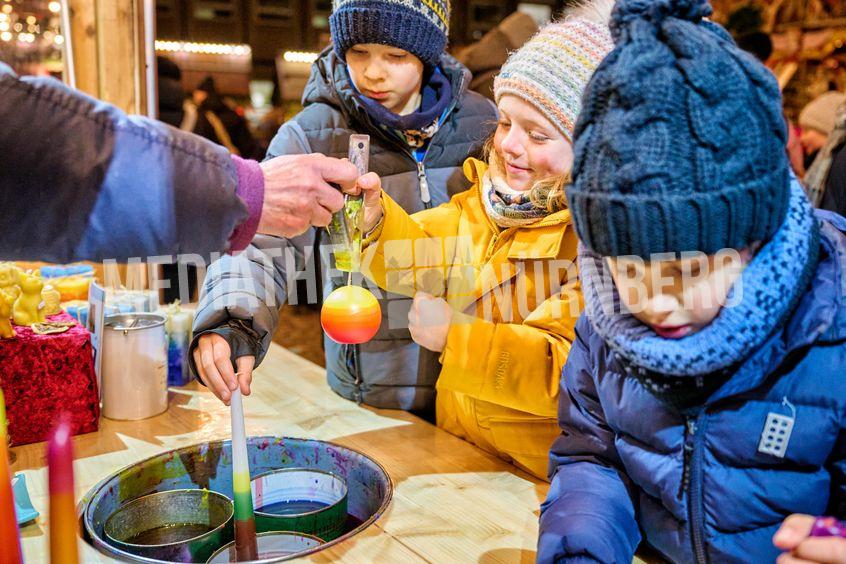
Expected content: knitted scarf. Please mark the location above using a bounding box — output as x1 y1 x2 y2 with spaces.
480 169 550 227
805 101 846 207
580 177 820 378
353 67 452 149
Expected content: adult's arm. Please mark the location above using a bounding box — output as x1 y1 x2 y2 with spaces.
0 62 265 262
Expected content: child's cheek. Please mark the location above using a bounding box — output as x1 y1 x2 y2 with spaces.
686 281 724 328
531 149 564 179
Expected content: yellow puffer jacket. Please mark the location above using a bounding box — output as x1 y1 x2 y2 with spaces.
363 158 582 480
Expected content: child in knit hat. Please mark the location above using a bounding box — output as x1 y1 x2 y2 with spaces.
346 3 615 480
189 0 497 415
538 0 846 562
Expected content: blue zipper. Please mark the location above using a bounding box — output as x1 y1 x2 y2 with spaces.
685 412 709 564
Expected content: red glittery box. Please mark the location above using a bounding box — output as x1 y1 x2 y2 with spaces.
0 313 99 446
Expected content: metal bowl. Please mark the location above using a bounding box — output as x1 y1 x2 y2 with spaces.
252 468 347 541
82 437 393 563
104 489 233 563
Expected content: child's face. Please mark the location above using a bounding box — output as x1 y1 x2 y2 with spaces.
346 43 424 115
607 249 753 339
493 94 573 191
800 127 828 155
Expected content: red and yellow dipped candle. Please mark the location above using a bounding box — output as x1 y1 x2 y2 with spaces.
320 286 381 345
0 389 23 564
48 414 79 564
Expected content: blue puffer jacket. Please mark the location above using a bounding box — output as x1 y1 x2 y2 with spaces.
538 213 846 564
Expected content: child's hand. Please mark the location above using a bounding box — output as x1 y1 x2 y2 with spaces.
347 172 383 232
408 291 452 353
193 333 254 406
774 514 846 563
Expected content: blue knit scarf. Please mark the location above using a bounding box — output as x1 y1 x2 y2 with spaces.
352 67 453 146
580 178 820 377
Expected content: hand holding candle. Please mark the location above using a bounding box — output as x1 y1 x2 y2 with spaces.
48 413 79 564
0 389 24 564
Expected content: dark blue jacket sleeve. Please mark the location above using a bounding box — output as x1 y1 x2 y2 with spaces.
538 316 641 564
0 62 254 263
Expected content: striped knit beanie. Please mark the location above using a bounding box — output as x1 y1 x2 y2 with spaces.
568 0 791 258
329 0 450 69
493 15 614 141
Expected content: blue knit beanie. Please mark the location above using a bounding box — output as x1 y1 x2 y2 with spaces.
329 0 450 69
567 0 791 258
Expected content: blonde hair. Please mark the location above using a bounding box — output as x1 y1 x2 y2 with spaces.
484 136 571 215
565 0 615 26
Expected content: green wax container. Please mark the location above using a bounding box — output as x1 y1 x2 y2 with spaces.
251 468 348 541
103 489 233 563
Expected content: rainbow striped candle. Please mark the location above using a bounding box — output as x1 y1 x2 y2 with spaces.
231 389 258 560
0 389 23 564
48 414 79 564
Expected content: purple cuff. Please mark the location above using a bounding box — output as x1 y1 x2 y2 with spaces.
810 516 846 538
228 155 265 253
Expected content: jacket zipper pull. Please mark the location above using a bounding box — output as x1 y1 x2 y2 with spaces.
679 418 697 499
417 162 432 208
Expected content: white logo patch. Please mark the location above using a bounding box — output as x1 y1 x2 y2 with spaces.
758 397 796 459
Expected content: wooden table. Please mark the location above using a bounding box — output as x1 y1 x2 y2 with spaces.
13 342 554 563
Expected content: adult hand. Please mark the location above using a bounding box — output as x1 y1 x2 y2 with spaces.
343 171 383 232
408 291 452 353
775 514 846 564
193 333 254 406
257 154 358 238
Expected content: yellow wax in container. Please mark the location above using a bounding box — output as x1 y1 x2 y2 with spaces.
55 277 90 302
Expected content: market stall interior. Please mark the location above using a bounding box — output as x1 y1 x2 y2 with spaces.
2 0 846 562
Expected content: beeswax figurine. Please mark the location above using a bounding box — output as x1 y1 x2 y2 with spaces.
0 262 21 301
41 284 62 316
13 273 45 326
0 293 15 339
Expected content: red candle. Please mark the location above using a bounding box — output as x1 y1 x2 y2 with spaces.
47 414 79 564
0 389 23 564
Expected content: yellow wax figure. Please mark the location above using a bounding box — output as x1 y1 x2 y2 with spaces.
0 293 15 338
41 284 62 316
13 273 45 326
0 262 21 301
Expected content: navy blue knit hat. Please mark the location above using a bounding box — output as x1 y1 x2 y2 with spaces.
329 0 450 69
567 0 791 258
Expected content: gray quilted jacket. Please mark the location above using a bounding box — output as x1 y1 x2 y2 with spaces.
191 48 496 411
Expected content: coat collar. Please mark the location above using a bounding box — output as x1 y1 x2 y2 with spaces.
709 214 846 403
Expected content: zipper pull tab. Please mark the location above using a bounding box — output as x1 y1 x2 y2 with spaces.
417 162 431 207
679 418 698 499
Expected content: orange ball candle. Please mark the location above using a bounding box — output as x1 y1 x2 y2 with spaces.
321 286 381 345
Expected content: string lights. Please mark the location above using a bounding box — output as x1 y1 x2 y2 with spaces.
154 40 251 56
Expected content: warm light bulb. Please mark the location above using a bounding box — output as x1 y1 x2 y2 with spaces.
48 1 61 13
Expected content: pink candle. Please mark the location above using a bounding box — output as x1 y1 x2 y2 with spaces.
0 389 23 563
47 414 79 564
